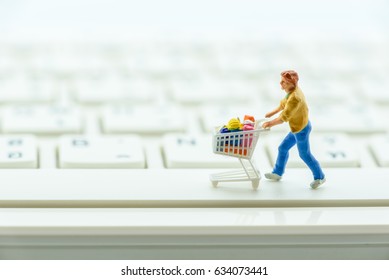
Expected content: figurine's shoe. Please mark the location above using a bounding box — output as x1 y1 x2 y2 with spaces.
310 178 326 189
264 173 282 181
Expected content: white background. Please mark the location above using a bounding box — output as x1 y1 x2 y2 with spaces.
1 260 389 280
0 0 388 40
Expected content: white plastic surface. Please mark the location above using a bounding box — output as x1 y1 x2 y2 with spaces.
1 168 389 208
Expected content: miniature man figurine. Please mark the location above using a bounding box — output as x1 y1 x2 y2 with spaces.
262 70 326 189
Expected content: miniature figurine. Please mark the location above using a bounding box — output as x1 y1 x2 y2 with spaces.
262 70 326 189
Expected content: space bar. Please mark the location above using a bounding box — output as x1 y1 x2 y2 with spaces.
1 169 388 208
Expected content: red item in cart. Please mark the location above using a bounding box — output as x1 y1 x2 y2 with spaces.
224 144 248 156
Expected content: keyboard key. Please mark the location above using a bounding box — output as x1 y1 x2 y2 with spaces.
2 169 389 208
370 135 389 167
169 77 255 105
360 77 389 104
58 135 145 168
301 80 354 104
1 105 83 135
0 76 55 103
0 135 38 168
102 105 186 134
266 134 360 168
213 51 264 77
310 103 386 134
74 77 155 104
162 134 241 168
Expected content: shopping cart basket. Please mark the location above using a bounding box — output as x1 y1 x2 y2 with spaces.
210 120 269 189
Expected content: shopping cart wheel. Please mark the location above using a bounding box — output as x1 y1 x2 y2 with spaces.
252 179 260 190
212 181 218 187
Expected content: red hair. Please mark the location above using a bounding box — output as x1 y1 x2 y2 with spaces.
281 70 299 86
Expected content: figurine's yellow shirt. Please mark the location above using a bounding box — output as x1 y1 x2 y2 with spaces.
279 87 309 133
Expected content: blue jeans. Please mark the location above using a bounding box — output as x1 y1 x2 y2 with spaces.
273 121 325 180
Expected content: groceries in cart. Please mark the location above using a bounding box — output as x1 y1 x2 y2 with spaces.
216 115 257 156
210 115 268 189
219 115 255 132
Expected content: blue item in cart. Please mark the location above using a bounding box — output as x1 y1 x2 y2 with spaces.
220 127 236 145
219 126 243 146
226 130 242 146
229 130 241 146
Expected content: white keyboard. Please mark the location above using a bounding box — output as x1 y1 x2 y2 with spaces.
1 40 389 259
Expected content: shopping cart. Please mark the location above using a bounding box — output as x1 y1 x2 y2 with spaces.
210 120 269 189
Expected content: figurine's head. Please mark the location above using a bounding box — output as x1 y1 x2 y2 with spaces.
280 70 299 93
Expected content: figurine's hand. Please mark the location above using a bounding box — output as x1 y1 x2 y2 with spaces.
262 121 272 129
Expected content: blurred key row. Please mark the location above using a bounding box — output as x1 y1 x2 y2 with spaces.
1 134 388 169
1 75 389 105
1 42 388 75
0 104 388 135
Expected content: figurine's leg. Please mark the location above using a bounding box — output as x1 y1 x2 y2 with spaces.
272 132 296 176
295 122 325 180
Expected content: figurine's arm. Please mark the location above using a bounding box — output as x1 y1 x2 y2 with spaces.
262 104 284 129
263 96 300 128
265 105 282 118
262 115 284 129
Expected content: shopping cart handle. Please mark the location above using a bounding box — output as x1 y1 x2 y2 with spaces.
256 118 271 130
